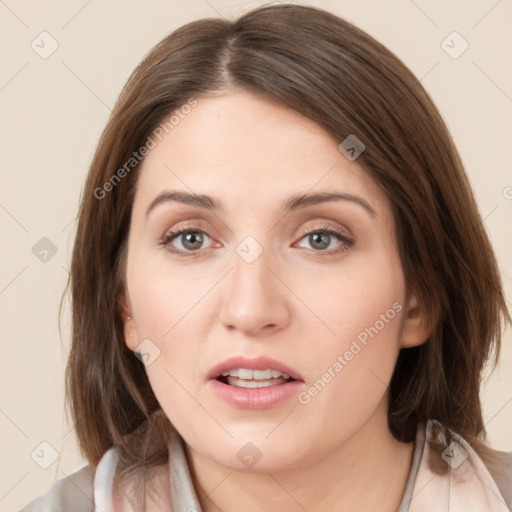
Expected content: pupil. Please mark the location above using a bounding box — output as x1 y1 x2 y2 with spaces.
183 232 203 250
310 233 329 250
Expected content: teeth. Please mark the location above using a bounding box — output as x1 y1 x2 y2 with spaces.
239 368 253 379
227 377 284 388
253 369 272 379
220 368 291 380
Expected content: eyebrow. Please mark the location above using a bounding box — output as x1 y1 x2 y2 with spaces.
285 191 376 217
145 190 376 217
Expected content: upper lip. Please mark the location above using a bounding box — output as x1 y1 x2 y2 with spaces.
207 355 304 381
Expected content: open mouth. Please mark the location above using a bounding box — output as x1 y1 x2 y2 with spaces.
216 368 297 388
209 364 303 409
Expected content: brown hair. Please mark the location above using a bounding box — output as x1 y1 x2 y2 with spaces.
64 1 510 501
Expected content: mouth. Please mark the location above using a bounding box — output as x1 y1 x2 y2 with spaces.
208 356 304 386
208 358 305 409
216 368 297 388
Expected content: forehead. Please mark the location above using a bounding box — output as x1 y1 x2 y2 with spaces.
134 91 385 213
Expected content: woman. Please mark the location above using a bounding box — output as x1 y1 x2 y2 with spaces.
19 3 511 511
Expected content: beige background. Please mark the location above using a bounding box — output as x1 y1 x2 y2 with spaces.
0 0 511 509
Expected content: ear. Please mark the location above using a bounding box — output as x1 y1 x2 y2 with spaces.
399 292 432 348
118 295 138 351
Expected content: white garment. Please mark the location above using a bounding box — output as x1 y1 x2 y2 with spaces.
18 419 512 511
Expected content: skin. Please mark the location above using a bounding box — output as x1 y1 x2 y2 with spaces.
122 90 431 511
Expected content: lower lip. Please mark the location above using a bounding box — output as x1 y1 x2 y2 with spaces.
208 379 304 409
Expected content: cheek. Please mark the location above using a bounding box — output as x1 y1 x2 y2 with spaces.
295 248 404 348
302 290 403 393
129 252 211 340
126 252 220 404
292 251 405 409
128 264 210 430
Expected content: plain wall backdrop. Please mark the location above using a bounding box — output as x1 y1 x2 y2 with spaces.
1 0 511 510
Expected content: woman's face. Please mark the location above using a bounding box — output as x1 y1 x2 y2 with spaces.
123 90 425 471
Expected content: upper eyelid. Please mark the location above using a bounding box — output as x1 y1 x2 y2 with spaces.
162 221 349 238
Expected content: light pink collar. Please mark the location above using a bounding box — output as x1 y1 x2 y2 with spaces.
94 420 510 511
403 420 509 511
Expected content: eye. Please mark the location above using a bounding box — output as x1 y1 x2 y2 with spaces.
159 224 354 258
160 228 215 257
295 225 354 255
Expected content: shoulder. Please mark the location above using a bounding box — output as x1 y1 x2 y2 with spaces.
424 419 512 511
485 449 512 511
16 463 95 512
17 446 120 512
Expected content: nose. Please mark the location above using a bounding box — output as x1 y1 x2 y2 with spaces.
218 245 291 337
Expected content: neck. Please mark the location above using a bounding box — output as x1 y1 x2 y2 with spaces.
185 405 415 512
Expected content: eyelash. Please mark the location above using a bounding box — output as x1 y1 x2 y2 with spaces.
159 224 354 259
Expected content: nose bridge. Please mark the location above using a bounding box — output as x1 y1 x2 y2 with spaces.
218 236 290 335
